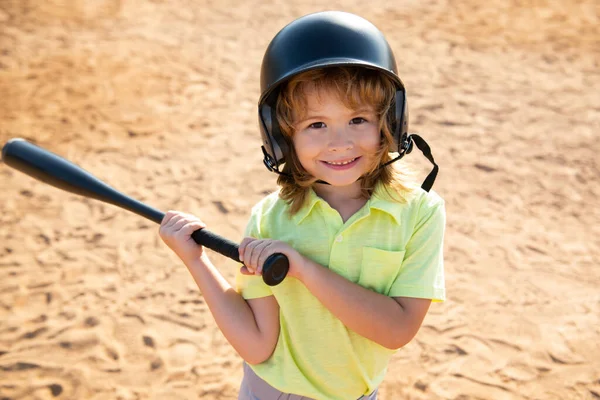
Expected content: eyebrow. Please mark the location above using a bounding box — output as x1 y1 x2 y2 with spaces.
296 115 326 124
297 108 375 124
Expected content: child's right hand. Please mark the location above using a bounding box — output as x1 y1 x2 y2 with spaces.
238 237 306 281
159 211 207 265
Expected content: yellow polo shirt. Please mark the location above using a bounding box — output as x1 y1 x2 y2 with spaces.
235 184 445 399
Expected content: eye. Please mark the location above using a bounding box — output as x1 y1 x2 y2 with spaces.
350 117 367 125
308 122 326 129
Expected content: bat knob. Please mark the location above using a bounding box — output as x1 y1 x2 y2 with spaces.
262 253 289 286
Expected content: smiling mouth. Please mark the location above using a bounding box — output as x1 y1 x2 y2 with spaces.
324 157 359 166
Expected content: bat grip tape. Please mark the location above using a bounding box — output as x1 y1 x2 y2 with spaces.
191 228 288 286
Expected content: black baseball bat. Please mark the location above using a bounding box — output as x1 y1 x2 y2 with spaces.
1 138 288 286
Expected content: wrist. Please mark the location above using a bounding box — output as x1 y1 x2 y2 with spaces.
184 252 210 269
296 256 319 284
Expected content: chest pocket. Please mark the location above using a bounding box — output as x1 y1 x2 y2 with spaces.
358 247 406 295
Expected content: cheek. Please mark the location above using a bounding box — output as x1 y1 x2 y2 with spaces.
293 134 321 160
360 129 382 153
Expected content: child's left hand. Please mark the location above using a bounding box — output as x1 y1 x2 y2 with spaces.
238 238 306 281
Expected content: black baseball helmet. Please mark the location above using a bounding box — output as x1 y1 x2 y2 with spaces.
258 11 410 173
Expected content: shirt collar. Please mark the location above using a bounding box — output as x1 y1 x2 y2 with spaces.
291 188 324 225
368 183 404 226
291 183 405 226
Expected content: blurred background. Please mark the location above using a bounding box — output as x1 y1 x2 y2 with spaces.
0 0 598 399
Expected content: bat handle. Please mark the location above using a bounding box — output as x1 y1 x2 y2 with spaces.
190 228 289 286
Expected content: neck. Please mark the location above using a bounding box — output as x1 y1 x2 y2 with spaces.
313 181 361 201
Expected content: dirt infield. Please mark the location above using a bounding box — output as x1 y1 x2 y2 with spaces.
0 0 598 399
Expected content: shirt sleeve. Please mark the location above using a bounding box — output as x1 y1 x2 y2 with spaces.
388 192 446 301
235 205 274 299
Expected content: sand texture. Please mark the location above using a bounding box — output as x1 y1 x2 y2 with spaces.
0 0 599 399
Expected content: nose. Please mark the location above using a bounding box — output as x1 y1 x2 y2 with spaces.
327 126 353 152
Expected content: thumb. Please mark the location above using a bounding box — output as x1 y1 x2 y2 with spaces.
239 265 255 276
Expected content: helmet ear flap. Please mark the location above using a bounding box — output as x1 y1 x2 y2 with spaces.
259 101 289 171
390 90 409 153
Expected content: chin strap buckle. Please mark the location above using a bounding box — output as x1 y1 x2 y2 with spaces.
261 146 277 172
400 135 414 156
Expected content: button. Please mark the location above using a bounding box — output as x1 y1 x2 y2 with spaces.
335 235 343 243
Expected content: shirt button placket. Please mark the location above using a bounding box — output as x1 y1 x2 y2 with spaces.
329 232 345 275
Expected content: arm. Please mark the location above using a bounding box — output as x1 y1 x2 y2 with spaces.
303 196 445 348
239 238 430 350
185 254 280 364
298 259 430 349
160 211 280 365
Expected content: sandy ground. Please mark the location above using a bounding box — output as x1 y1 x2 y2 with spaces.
0 0 599 399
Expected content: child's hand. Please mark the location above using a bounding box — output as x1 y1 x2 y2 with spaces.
159 211 207 265
238 238 306 280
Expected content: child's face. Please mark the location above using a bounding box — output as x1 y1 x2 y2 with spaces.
292 86 380 188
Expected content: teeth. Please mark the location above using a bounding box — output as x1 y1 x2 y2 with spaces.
326 158 356 165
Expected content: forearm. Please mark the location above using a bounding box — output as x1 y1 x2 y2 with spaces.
300 258 414 349
183 253 270 363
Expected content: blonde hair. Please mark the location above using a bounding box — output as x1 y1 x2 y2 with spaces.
274 67 416 214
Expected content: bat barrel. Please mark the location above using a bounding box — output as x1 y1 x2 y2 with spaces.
2 138 288 286
2 139 165 223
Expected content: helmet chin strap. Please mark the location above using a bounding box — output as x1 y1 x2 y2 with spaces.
261 133 439 191
406 134 439 192
379 133 439 192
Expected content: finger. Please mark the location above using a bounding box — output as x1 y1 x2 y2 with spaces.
248 240 272 275
239 265 254 275
184 218 206 230
171 216 191 233
242 239 260 270
243 239 266 273
161 210 178 225
163 211 185 229
255 242 276 275
180 221 206 237
160 211 183 237
160 211 180 230
238 237 257 262
178 213 205 229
